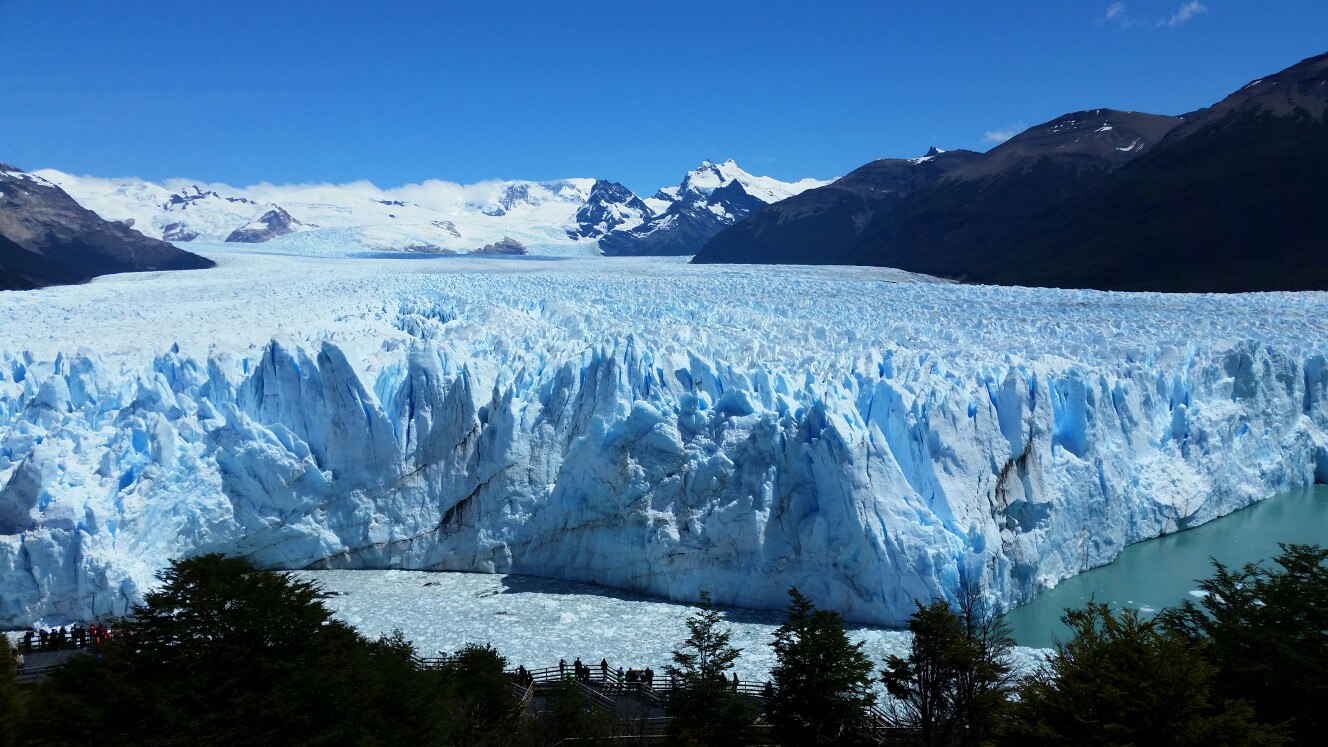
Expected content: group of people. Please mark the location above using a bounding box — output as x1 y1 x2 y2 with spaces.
19 622 111 652
551 657 657 688
513 658 769 699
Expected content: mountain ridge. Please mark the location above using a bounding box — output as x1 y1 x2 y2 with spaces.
694 50 1328 293
36 160 827 258
0 166 215 291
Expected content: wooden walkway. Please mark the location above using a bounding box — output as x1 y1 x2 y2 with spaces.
418 656 899 743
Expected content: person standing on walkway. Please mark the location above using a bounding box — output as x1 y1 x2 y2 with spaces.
600 658 608 681
559 658 567 678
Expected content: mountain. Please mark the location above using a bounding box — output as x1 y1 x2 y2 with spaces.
0 165 214 291
566 180 652 240
972 51 1328 292
695 147 982 264
598 160 829 257
38 163 826 259
698 52 1328 293
35 171 605 256
695 110 1180 269
225 206 305 243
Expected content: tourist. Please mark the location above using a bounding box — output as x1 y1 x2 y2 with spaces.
600 658 608 680
559 658 566 678
644 666 654 686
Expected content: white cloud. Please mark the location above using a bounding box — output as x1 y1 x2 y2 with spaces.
1101 1 1208 30
1160 1 1208 27
983 125 1026 144
1100 2 1136 28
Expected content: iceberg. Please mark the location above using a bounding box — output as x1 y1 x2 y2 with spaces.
2 247 1325 627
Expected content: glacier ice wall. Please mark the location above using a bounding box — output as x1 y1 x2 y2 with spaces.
2 254 1327 627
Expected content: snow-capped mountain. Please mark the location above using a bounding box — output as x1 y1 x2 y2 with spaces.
225 206 306 243
0 165 213 290
599 160 830 256
34 171 605 256
566 180 652 240
36 162 827 258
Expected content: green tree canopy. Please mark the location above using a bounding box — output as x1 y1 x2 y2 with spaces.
1160 543 1328 742
664 590 756 745
881 577 1014 746
1001 602 1285 746
0 645 21 747
21 554 516 746
768 587 877 745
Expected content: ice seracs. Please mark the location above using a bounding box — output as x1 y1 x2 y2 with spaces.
1 246 1325 629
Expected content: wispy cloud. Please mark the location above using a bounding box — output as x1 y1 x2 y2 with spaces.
1098 1 1208 30
1159 1 1207 27
1099 2 1136 28
983 125 1026 144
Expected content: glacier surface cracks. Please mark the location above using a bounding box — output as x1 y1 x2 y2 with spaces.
1 252 1326 627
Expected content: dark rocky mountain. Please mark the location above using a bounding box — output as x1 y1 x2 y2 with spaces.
694 147 982 264
224 206 304 243
984 51 1328 292
0 165 215 291
599 161 770 257
567 180 652 240
831 109 1181 276
696 110 1179 269
470 236 527 255
697 51 1328 293
167 185 259 210
162 222 200 242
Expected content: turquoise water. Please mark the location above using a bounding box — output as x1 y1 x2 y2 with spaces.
1002 485 1328 648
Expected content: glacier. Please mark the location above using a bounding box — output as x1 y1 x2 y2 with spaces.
2 246 1326 628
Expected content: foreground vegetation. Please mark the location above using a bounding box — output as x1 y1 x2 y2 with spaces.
2 545 1323 745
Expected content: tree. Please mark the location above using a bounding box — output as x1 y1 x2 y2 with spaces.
665 591 756 745
1000 603 1285 746
880 578 1013 746
0 647 21 747
951 573 1016 743
534 680 614 746
435 643 526 746
22 554 453 745
1160 543 1328 742
768 587 877 745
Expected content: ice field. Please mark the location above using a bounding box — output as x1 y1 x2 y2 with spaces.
296 569 1047 682
2 244 1327 628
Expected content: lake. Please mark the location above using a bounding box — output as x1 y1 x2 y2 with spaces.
1002 484 1328 648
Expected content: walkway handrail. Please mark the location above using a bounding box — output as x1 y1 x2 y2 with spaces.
571 679 615 713
14 665 59 687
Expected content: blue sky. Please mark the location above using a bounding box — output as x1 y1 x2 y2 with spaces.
2 1 1324 194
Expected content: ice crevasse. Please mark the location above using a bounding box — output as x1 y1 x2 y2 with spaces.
1 260 1327 628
